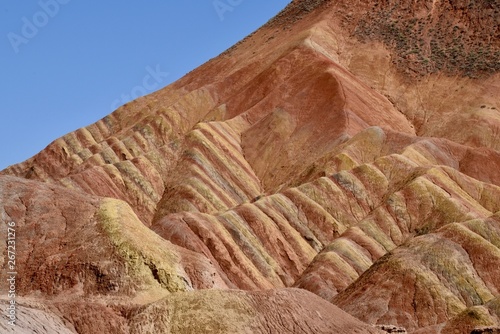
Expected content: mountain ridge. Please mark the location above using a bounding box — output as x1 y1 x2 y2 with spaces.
1 0 499 333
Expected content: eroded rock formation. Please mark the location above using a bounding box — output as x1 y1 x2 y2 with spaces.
1 0 499 333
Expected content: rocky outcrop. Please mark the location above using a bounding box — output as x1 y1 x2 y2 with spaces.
332 213 500 332
377 325 408 333
0 175 227 298
128 288 384 334
1 0 499 333
471 328 500 334
0 299 73 334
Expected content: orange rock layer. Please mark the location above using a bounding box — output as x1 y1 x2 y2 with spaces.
1 0 499 333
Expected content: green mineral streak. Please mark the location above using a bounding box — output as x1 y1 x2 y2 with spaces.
97 198 190 293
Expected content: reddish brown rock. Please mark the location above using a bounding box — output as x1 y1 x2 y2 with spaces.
0 299 73 334
1 0 499 333
128 288 384 334
332 214 500 332
471 328 500 334
376 325 408 333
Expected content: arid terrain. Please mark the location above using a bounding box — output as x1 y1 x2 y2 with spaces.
1 0 499 333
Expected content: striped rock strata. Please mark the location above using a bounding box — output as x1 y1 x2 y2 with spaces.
1 0 499 333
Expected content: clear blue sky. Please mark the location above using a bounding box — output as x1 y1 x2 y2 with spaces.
0 1 290 170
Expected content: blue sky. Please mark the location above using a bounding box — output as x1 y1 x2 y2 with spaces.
0 1 290 170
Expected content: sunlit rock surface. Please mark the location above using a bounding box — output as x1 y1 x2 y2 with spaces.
1 0 499 332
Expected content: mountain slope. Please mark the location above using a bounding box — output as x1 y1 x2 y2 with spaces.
1 0 499 333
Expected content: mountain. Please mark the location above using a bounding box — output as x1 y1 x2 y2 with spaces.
1 0 499 333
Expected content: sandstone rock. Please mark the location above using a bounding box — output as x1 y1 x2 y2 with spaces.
1 0 499 332
128 288 384 334
0 175 230 296
471 328 500 334
0 299 73 334
376 324 408 333
332 215 500 332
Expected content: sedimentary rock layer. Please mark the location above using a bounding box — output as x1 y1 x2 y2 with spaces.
1 0 499 333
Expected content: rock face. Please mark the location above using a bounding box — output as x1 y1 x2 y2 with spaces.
377 325 408 334
1 0 499 333
0 299 73 334
129 288 383 334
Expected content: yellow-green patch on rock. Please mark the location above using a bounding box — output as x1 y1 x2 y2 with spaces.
97 198 192 293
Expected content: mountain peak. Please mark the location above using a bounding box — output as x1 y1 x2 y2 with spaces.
269 0 500 78
1 1 500 333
